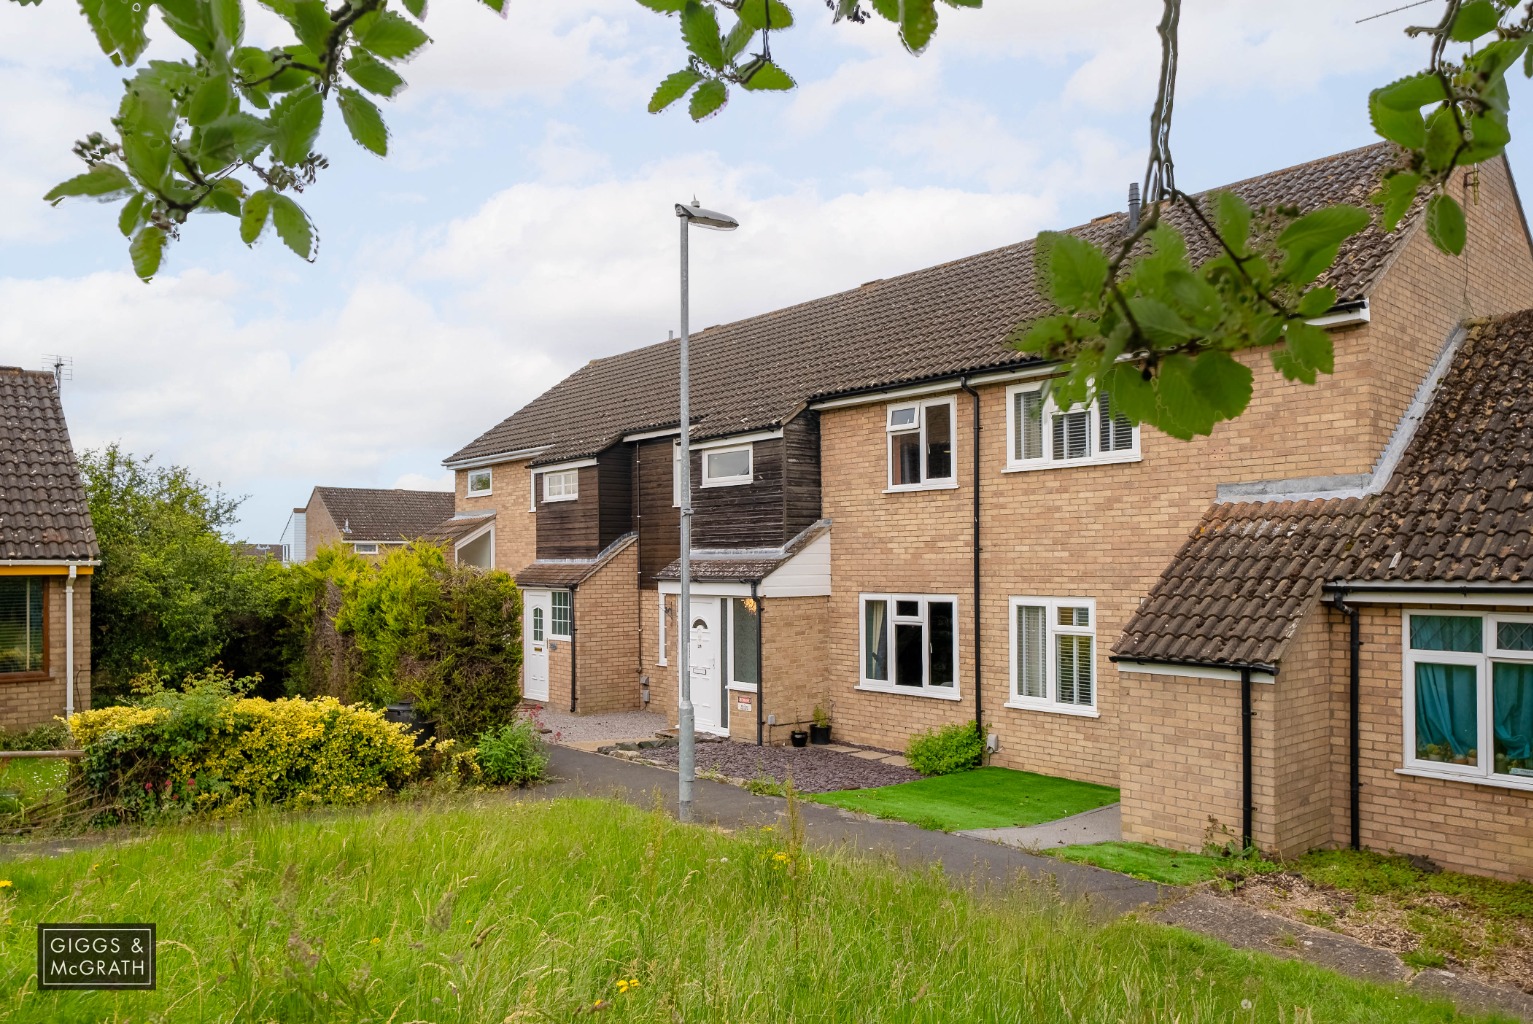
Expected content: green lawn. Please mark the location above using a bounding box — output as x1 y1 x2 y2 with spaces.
1050 841 1276 886
806 765 1119 831
0 758 68 811
0 795 1508 1022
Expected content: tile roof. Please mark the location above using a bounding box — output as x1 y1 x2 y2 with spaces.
0 368 98 561
654 519 831 583
448 143 1409 468
1116 307 1533 668
515 533 637 590
312 487 456 543
425 511 496 548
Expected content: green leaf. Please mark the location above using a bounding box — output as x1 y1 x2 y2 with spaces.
635 0 688 10
830 0 862 21
402 0 427 17
359 12 432 62
1274 204 1370 285
240 189 273 244
188 73 233 126
212 0 244 47
649 69 703 113
681 1 725 71
1273 321 1334 384
117 192 147 236
1423 107 1461 171
1372 72 1449 111
1369 93 1426 150
270 193 317 260
1010 314 1073 356
738 0 793 30
1125 297 1198 346
289 0 334 57
1163 269 1224 329
1372 171 1422 232
1153 355 1218 440
43 164 133 206
1425 192 1467 255
898 0 939 54
129 226 166 281
740 59 795 91
1213 191 1251 255
1460 112 1511 164
233 46 277 82
1036 232 1109 310
196 113 274 171
1189 350 1254 421
1450 0 1500 42
338 88 389 155
271 87 324 164
1296 286 1337 320
78 0 151 66
345 52 407 98
722 18 755 62
205 186 242 216
688 79 728 121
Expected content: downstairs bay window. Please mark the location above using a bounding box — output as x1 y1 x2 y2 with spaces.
860 594 958 698
1405 612 1533 787
1007 597 1097 715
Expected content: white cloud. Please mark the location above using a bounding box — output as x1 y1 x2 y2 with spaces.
392 471 454 491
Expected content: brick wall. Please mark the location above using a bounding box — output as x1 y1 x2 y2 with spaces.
1270 607 1345 856
305 493 344 555
572 544 642 715
454 462 536 575
0 574 91 733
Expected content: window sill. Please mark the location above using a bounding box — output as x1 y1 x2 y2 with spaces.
726 681 759 693
1395 766 1533 794
542 495 578 504
1002 700 1100 719
700 478 753 489
855 683 962 701
1003 452 1141 474
0 671 50 684
466 490 493 499
883 481 959 494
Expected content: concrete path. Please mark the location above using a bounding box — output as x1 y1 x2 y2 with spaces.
538 746 1533 1022
529 708 668 751
960 803 1122 850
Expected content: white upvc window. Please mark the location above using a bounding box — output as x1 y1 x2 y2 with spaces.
701 443 753 488
1403 611 1533 790
1007 596 1098 716
529 471 537 512
466 468 492 497
672 441 682 508
858 593 959 699
543 469 579 502
550 591 573 639
886 397 957 491
353 542 379 555
1006 383 1139 471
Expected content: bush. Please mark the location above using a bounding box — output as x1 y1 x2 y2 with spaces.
0 722 71 751
474 719 549 787
905 722 984 776
69 667 419 819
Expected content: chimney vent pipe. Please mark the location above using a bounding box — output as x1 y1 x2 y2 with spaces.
1127 182 1141 233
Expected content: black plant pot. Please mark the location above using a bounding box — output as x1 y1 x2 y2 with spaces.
384 702 437 745
789 730 809 748
809 724 831 745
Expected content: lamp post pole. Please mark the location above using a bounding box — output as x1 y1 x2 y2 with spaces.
674 200 737 824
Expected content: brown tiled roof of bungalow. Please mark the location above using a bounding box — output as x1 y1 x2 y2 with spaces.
0 367 99 562
1115 307 1533 670
313 487 456 543
448 143 1411 468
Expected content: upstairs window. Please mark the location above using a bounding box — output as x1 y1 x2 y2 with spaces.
466 469 492 497
0 577 45 675
860 594 958 698
550 591 573 639
701 444 753 488
353 542 379 555
543 469 579 502
1009 597 1097 714
1007 383 1139 471
887 397 956 491
672 442 682 507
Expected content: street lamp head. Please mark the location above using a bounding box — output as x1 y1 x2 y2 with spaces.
675 200 739 231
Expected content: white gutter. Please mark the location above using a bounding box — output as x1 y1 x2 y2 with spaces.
0 559 101 568
442 445 551 471
65 565 75 718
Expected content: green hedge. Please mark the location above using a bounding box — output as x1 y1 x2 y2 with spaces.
905 722 984 776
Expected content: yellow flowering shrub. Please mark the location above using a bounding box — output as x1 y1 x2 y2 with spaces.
67 706 169 747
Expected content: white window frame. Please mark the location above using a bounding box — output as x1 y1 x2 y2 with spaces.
885 396 958 493
550 590 573 639
672 441 682 508
1006 596 1100 717
1005 382 1140 472
700 443 754 488
726 596 761 691
1401 610 1533 792
657 592 668 666
856 593 961 700
353 542 379 555
466 468 493 497
543 469 579 503
529 471 538 512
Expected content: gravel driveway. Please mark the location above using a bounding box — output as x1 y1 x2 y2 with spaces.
609 740 920 793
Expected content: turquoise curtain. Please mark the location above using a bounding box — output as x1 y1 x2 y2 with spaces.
1411 615 1483 653
1415 662 1478 760
1493 663 1533 765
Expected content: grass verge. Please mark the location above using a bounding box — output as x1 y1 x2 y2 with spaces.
1050 841 1276 886
806 765 1118 831
0 759 68 811
0 796 1509 1022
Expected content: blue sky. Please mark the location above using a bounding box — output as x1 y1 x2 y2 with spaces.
1 0 1525 539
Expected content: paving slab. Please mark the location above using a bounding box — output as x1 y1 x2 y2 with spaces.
879 754 910 768
960 804 1121 850
848 749 889 761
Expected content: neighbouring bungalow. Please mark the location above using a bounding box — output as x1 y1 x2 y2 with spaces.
281 486 456 562
0 367 97 731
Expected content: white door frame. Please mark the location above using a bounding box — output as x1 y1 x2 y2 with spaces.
524 590 551 702
687 597 727 736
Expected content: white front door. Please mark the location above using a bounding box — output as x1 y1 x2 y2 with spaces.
524 591 551 702
687 598 725 734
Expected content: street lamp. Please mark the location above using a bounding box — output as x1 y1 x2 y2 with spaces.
675 198 738 824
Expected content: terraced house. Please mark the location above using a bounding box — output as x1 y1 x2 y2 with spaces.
444 143 1533 877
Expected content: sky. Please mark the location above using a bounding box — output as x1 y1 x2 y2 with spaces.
0 0 1525 541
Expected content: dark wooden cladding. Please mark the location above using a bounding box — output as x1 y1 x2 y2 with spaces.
597 448 632 550
634 437 680 583
534 464 601 559
693 438 785 547
782 412 821 539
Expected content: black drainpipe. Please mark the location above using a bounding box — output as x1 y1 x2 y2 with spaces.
568 588 578 714
1334 591 1362 850
1241 666 1253 851
958 377 982 736
752 580 764 746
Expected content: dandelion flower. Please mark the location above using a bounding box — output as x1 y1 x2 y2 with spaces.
370 938 381 945
773 852 790 863
0 880 12 889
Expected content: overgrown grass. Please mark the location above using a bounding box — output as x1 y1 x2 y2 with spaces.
0 759 68 812
807 765 1119 831
1050 841 1277 886
0 796 1507 1022
1294 850 1533 920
